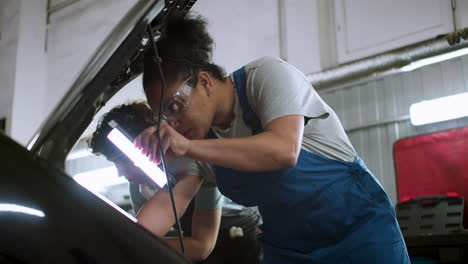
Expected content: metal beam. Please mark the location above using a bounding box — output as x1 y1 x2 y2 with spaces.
308 28 468 90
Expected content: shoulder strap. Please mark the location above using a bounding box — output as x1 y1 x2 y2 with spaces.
232 66 262 134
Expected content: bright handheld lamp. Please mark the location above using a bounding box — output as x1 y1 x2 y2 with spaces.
106 121 167 188
409 92 468 126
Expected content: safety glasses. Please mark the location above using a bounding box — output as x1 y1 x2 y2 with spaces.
162 76 193 121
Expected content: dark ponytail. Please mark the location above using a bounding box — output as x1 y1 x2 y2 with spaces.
143 13 225 90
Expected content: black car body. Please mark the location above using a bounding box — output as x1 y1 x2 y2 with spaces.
0 1 197 263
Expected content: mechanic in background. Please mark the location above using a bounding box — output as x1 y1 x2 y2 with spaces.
88 101 262 264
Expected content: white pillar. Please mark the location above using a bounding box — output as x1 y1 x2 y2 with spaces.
282 0 323 75
10 0 48 145
0 0 21 135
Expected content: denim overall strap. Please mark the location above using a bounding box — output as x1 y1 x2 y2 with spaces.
232 66 262 134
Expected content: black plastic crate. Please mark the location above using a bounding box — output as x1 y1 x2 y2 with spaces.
396 195 464 237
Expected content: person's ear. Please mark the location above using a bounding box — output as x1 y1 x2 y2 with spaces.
197 71 213 97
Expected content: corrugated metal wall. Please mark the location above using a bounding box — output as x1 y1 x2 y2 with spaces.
319 54 468 204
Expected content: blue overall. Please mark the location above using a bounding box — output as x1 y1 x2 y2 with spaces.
208 67 410 263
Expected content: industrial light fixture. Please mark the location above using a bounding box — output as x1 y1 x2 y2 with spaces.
401 47 468 72
107 127 168 188
409 92 468 126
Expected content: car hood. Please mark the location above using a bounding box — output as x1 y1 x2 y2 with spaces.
0 131 192 263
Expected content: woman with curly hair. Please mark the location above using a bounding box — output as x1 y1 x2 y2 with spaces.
137 13 410 264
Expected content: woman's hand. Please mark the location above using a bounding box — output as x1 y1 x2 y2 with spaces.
134 123 190 164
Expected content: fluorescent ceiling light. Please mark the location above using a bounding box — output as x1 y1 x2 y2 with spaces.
409 92 468 126
401 47 468 72
0 203 45 218
107 128 167 188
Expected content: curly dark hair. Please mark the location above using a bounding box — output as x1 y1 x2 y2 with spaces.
88 101 155 158
143 13 226 91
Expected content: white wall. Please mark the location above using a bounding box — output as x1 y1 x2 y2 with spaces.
192 0 322 74
455 0 468 29
282 0 322 74
11 0 48 145
191 0 280 73
2 0 48 145
0 0 20 135
332 0 454 63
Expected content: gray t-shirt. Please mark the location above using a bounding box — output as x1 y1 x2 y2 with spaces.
213 56 356 162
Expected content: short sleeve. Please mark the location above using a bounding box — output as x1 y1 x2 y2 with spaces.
167 158 217 187
245 57 330 127
194 186 224 210
167 157 201 177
